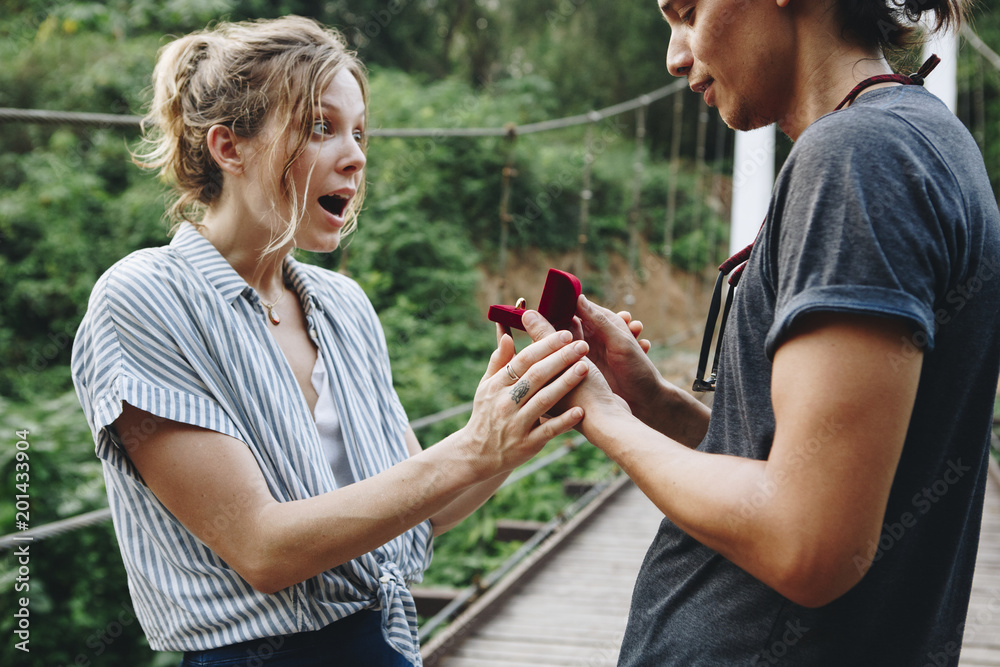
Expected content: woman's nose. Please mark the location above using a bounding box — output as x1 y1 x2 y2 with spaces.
340 138 367 174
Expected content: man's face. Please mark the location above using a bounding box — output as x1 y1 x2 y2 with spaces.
658 0 796 131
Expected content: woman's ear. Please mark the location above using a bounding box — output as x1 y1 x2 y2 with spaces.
206 124 246 176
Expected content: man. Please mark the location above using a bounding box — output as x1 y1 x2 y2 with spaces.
522 0 1000 664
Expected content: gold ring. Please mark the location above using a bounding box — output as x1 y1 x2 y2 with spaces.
514 297 526 309
506 364 520 381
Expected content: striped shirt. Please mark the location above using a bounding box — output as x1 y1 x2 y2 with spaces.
71 222 433 664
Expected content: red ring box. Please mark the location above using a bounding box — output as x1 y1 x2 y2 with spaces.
488 268 582 332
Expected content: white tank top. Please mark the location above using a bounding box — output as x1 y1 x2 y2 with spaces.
310 350 354 488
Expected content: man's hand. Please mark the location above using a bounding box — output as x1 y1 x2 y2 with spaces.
573 295 666 415
520 309 631 427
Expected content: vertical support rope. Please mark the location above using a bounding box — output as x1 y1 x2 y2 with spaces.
973 42 986 152
627 105 647 292
694 98 709 272
497 126 518 298
709 114 729 266
960 39 972 144
577 124 595 277
664 90 685 281
959 25 1000 200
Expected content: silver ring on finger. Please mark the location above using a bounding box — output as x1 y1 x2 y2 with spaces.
506 363 520 382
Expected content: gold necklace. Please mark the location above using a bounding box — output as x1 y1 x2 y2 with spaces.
261 287 286 325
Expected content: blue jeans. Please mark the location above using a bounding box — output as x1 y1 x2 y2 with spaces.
179 611 415 666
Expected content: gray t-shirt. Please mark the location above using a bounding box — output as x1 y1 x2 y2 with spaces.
619 86 1000 666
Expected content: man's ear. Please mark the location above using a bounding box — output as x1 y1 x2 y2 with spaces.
206 124 246 176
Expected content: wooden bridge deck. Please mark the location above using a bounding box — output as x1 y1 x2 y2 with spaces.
428 462 1000 666
427 478 662 666
960 460 1000 667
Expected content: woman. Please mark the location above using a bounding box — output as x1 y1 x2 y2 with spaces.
71 16 593 666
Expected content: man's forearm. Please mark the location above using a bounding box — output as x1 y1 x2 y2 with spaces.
630 377 711 448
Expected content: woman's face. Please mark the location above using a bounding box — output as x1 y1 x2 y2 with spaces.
240 68 367 254
288 68 367 253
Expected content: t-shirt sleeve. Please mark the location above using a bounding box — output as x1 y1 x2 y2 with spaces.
763 110 962 358
71 254 244 479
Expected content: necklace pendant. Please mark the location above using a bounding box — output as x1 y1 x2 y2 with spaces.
267 308 281 326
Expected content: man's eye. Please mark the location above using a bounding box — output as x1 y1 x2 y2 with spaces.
679 6 695 24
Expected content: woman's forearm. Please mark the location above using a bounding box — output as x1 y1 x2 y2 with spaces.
252 429 485 592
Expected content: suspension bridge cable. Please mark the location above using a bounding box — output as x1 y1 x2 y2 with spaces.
0 508 112 550
0 80 687 135
962 24 1000 72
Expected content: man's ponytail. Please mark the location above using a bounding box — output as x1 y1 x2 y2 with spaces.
838 0 968 54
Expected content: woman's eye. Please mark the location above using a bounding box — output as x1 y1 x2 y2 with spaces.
312 120 331 136
353 129 365 144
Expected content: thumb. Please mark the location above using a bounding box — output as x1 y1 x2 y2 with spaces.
577 294 620 343
521 309 557 342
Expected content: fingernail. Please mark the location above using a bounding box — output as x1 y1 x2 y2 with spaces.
575 361 588 375
559 330 573 343
572 407 584 419
573 340 587 354
523 311 538 325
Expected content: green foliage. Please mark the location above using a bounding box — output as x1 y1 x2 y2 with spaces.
0 128 168 400
1 1 998 664
958 3 1000 197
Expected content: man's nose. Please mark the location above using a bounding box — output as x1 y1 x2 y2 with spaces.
666 31 693 77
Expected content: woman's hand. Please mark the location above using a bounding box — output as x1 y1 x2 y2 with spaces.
460 329 590 477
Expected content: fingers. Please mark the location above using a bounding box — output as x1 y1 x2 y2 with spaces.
520 309 558 343
498 335 589 425
503 334 588 389
628 319 649 350
531 403 584 441
517 358 590 430
580 295 642 349
619 312 645 342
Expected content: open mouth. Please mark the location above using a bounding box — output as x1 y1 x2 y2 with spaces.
318 193 349 218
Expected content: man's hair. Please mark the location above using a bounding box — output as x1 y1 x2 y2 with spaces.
838 0 969 53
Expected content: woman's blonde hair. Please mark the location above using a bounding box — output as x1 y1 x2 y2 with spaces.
133 16 368 254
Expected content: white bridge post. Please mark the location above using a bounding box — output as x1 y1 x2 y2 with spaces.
730 124 776 255
923 23 959 114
